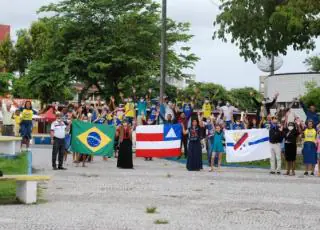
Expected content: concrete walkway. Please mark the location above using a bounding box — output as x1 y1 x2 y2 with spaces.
0 146 320 230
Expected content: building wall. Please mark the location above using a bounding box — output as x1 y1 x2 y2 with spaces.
263 72 320 102
166 74 196 89
0 24 10 41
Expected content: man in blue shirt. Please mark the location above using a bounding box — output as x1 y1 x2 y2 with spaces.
300 101 319 126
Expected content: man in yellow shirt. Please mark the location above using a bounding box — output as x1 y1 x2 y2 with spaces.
202 98 212 119
125 97 135 125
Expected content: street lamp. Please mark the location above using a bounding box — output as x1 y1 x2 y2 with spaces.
160 0 167 102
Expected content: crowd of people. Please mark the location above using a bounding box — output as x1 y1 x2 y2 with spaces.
1 90 320 176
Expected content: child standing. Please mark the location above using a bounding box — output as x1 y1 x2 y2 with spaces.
302 120 317 176
13 110 21 137
210 125 225 172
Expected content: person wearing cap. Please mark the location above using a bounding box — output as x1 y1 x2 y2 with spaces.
269 116 284 175
51 113 68 170
1 99 14 136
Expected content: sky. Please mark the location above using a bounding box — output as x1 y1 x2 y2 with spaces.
1 0 319 90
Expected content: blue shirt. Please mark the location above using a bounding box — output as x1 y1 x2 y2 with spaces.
232 123 245 130
149 107 158 121
183 104 193 119
302 103 319 125
137 101 147 116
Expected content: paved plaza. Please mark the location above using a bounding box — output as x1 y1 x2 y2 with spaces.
0 147 320 230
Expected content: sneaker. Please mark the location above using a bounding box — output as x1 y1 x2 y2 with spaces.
310 172 314 176
304 172 308 176
277 172 281 175
53 167 58 170
270 171 276 175
58 167 67 170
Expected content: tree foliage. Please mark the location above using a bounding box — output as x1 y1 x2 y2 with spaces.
305 56 320 72
301 81 320 109
213 0 320 63
11 0 198 103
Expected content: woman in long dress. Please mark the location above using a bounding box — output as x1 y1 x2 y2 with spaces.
185 118 203 171
117 120 133 169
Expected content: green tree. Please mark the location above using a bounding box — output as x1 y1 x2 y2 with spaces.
0 72 14 96
301 81 320 109
0 36 15 72
23 0 198 103
229 87 260 111
181 82 229 109
305 56 320 72
213 0 320 63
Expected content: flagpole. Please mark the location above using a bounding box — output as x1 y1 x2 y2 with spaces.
160 0 167 102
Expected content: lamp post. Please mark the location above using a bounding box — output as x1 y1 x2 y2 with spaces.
160 0 167 102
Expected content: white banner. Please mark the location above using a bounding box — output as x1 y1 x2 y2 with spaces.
225 129 271 163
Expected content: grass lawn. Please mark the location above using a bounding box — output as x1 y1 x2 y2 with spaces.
0 153 28 204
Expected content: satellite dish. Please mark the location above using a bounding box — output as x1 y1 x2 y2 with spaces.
257 56 283 73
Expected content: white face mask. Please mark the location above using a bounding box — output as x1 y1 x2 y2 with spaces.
288 126 294 131
205 100 209 104
280 106 285 110
226 102 230 107
140 99 144 102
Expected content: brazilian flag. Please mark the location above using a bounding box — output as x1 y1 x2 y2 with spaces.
71 120 116 156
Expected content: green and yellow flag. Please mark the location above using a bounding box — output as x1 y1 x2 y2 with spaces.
71 120 115 156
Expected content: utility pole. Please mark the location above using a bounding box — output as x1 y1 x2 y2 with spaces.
270 54 275 76
160 0 167 102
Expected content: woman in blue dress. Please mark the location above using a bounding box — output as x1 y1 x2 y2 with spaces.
185 118 203 171
210 124 225 172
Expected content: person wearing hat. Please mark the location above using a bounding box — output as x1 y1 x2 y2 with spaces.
269 116 284 175
50 112 68 170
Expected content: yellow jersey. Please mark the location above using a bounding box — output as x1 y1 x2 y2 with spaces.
13 114 21 125
125 102 135 118
304 128 316 142
21 109 34 121
202 103 212 118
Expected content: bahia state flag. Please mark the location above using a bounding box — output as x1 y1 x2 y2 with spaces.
136 124 182 158
71 120 115 156
225 129 271 163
